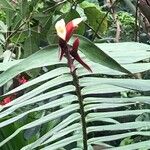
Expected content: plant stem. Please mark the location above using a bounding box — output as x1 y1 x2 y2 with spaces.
135 0 139 42
64 43 87 149
71 70 88 150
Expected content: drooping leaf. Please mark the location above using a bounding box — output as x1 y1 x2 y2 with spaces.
71 35 132 74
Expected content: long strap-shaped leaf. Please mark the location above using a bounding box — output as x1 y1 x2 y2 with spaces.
0 104 79 147
0 45 63 87
71 35 132 74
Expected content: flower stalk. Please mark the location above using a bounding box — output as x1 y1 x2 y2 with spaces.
55 18 90 149
71 69 88 150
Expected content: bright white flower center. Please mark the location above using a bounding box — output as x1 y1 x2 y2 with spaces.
55 19 66 40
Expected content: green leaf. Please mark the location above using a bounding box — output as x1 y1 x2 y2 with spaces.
23 32 41 77
110 140 150 150
0 21 7 33
0 34 5 45
80 1 107 33
84 7 107 34
5 10 16 28
0 60 22 72
23 32 39 58
0 75 73 110
40 134 82 150
0 86 76 119
88 131 150 144
86 0 99 4
120 137 134 146
21 113 80 150
5 67 69 96
0 124 26 150
84 96 150 104
87 121 150 133
80 1 98 9
0 46 3 56
60 1 71 13
0 0 15 10
71 35 132 74
87 109 150 118
82 84 128 95
0 104 79 147
84 103 133 112
0 45 61 87
96 42 150 63
33 13 52 28
80 77 150 91
19 0 30 18
42 123 81 145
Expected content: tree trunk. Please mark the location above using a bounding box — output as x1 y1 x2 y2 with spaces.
139 0 150 23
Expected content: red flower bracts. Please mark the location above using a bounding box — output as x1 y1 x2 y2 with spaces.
0 75 28 106
55 18 92 72
0 95 16 106
17 76 28 84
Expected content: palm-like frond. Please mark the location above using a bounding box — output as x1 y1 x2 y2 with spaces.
0 41 150 150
